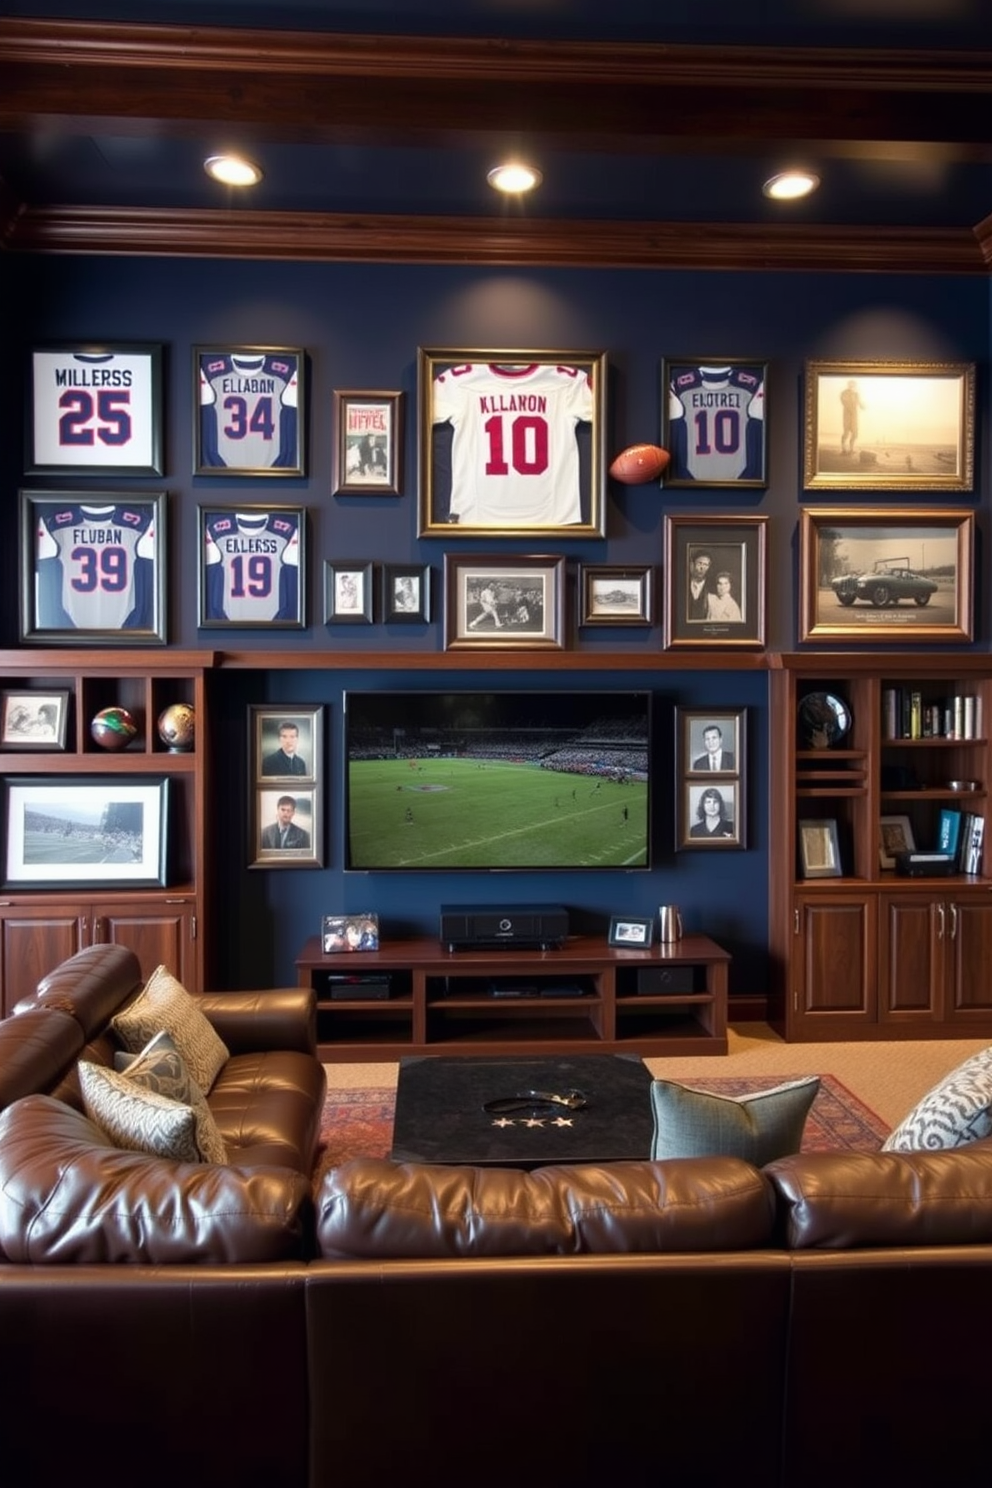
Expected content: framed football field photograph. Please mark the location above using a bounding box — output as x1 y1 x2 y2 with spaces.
26 342 163 477
193 345 305 476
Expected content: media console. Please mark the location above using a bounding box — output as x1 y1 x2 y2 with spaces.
295 933 729 1062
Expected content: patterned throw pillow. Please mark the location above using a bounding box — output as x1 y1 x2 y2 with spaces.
651 1076 820 1166
79 1034 227 1164
112 965 228 1092
882 1046 992 1151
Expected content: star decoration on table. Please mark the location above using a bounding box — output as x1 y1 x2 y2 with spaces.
523 1117 546 1127
551 1116 574 1127
491 1117 515 1128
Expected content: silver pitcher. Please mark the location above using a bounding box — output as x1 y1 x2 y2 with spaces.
658 905 684 942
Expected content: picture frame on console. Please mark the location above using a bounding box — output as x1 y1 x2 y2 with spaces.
197 505 306 630
331 390 403 496
443 554 566 650
192 345 305 477
249 704 324 869
578 565 653 626
2 776 170 890
661 357 768 489
799 818 843 880
608 915 653 947
322 913 380 953
26 341 164 477
664 514 767 650
323 561 374 624
0 690 70 752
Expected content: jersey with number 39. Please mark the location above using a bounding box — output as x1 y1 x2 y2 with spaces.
36 503 156 631
198 352 300 470
667 365 765 482
202 511 300 623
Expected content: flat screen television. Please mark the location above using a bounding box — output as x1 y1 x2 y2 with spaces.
344 689 651 871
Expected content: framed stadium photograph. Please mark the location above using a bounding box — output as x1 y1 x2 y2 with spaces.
2 776 169 890
661 358 768 489
193 345 305 476
323 560 374 624
0 690 70 752
578 565 653 626
197 505 306 629
332 390 403 496
418 346 607 537
26 342 164 477
443 554 565 650
19 489 167 647
664 514 767 650
803 360 975 492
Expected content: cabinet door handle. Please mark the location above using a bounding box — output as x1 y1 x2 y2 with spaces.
794 908 800 935
949 904 958 940
936 903 945 940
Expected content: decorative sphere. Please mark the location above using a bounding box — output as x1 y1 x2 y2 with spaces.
90 706 138 751
158 702 195 752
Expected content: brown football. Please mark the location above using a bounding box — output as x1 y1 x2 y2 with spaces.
608 443 670 484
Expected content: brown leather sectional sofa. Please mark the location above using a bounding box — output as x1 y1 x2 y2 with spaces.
2 944 991 1488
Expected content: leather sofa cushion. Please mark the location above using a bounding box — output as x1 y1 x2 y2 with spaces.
16 943 142 1036
316 1155 775 1258
208 1051 327 1174
0 1008 83 1113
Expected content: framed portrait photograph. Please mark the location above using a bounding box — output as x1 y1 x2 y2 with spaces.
803 360 975 492
383 563 431 623
664 514 767 650
0 690 70 752
198 505 305 629
417 346 607 537
799 818 843 880
2 776 169 890
332 390 403 496
251 786 322 869
322 913 380 953
443 554 565 651
578 565 653 626
20 489 167 646
679 779 744 850
608 914 654 948
879 814 916 871
662 358 768 488
26 342 163 477
324 560 374 624
193 345 305 476
678 708 745 779
799 506 974 644
249 704 322 783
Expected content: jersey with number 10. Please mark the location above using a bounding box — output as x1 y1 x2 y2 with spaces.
36 502 156 631
198 352 300 470
202 510 300 623
667 365 765 482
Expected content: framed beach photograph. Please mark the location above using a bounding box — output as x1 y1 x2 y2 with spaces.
252 786 322 869
322 913 380 953
578 565 653 626
26 342 164 477
324 560 374 624
679 779 744 850
193 345 305 476
879 814 916 871
608 914 654 948
799 507 974 644
803 360 975 491
2 776 169 889
664 514 767 650
383 563 431 623
197 505 305 629
418 346 607 537
662 358 768 488
0 690 70 752
443 554 566 651
332 390 403 496
678 708 745 779
249 704 322 783
799 818 843 880
20 489 167 646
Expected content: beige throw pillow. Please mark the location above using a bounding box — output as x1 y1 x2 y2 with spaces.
79 1032 227 1164
112 965 228 1091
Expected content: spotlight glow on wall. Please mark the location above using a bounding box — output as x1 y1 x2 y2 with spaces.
204 154 263 187
487 162 543 194
763 170 820 201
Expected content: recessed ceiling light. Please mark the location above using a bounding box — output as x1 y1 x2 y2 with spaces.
487 162 543 194
204 154 263 187
763 170 820 201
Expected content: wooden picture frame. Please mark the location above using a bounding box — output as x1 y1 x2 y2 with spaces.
197 505 305 629
0 690 70 752
193 345 305 476
680 779 744 850
418 346 607 537
608 915 653 948
323 561 374 624
26 342 163 477
248 703 324 869
799 506 974 644
664 514 767 650
879 814 916 871
383 563 431 623
332 390 403 496
799 818 843 879
679 708 745 778
443 554 566 650
20 489 167 646
2 776 169 889
662 358 768 488
578 565 653 626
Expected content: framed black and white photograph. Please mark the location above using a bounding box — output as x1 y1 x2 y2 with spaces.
332 390 403 496
252 786 322 869
799 506 974 644
662 358 768 488
443 554 565 651
578 565 653 626
0 690 70 752
2 776 169 889
249 703 322 783
608 914 654 948
383 563 431 623
20 489 167 646
679 780 744 850
664 514 767 650
26 342 163 477
799 818 842 880
418 346 607 537
249 704 323 869
198 505 305 629
323 561 374 624
679 708 745 778
193 345 304 476
322 913 380 953
803 360 975 492
879 814 916 871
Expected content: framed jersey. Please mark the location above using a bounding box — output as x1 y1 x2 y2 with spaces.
662 358 768 489
20 490 167 646
27 343 163 477
193 345 305 476
198 504 306 629
418 347 607 537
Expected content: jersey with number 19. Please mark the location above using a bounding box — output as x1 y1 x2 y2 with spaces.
202 510 300 623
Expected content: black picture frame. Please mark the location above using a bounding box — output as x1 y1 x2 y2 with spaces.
2 775 169 889
332 390 403 496
193 345 305 476
383 563 431 623
799 818 843 879
322 913 380 953
662 358 768 489
664 514 767 650
26 342 164 477
578 565 653 626
0 690 70 752
197 505 306 629
248 703 324 869
324 561 374 624
608 915 654 948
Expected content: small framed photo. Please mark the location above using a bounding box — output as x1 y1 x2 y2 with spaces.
608 915 653 948
418 347 607 537
26 342 164 477
322 913 380 953
664 514 767 650
332 390 403 496
20 489 167 646
799 506 973 644
249 704 323 869
678 708 745 778
1 690 70 752
252 787 321 869
2 776 169 890
193 345 305 476
383 563 431 623
799 818 843 880
250 704 322 782
324 561 374 624
578 565 653 626
443 554 565 650
662 358 768 488
803 360 975 492
879 814 916 871
680 780 744 850
198 505 305 629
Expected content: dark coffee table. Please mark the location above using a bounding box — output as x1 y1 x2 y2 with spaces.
390 1053 654 1168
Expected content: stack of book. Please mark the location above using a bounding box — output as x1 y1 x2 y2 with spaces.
937 808 986 874
882 689 982 741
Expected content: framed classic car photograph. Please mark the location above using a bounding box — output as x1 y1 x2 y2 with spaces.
332 390 403 496
799 507 974 644
193 345 305 476
383 563 431 623
664 514 767 650
443 554 565 650
26 342 164 477
578 565 653 626
803 360 975 491
0 690 70 752
19 489 167 646
323 560 374 624
417 347 607 537
661 358 768 488
197 505 305 629
2 776 170 889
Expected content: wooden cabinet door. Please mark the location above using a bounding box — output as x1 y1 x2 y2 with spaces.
878 894 940 1024
944 895 992 1023
0 905 85 1015
94 900 196 990
792 894 876 1037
